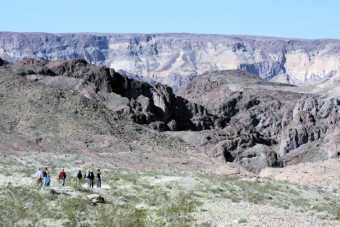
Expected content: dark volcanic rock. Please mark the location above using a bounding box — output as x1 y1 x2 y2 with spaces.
5 58 339 173
279 97 340 156
0 66 224 173
11 58 216 131
180 70 340 172
234 145 283 174
0 57 9 66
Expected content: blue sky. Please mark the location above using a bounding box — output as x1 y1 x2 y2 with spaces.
1 0 339 39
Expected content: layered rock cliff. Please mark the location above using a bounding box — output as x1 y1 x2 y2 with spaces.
1 32 339 92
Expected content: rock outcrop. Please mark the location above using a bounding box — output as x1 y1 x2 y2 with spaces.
1 32 339 93
3 58 339 173
0 57 8 66
0 65 229 174
87 194 105 205
179 70 340 172
279 97 340 161
11 58 216 131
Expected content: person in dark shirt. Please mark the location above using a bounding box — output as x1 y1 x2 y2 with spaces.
85 170 95 188
96 169 101 188
76 170 82 187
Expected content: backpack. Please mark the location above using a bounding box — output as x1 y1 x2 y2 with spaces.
42 170 47 177
89 172 94 179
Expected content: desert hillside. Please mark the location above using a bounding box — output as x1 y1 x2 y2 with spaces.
0 58 339 226
2 58 339 173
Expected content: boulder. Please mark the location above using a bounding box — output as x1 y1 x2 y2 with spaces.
234 145 283 174
329 134 340 158
50 187 76 196
167 119 178 131
87 194 105 204
148 121 168 131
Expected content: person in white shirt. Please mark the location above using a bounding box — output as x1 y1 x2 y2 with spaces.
34 168 43 187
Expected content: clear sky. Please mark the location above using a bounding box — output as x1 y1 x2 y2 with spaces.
1 0 339 39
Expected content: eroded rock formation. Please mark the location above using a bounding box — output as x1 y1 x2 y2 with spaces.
179 70 340 172
12 58 217 131
2 57 339 173
1 32 339 93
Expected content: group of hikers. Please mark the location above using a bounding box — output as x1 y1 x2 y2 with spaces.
34 168 102 188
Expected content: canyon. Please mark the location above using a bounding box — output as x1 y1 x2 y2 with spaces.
1 32 340 93
0 32 339 225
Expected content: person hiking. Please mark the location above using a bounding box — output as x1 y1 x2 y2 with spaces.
58 169 67 186
84 170 89 187
86 170 94 188
96 169 102 188
42 168 49 188
34 168 43 187
76 170 82 187
45 172 51 187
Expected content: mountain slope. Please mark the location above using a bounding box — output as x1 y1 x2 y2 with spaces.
0 64 243 173
11 57 218 131
1 58 339 173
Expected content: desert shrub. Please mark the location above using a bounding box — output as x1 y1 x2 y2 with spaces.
95 203 149 227
0 186 52 225
291 198 311 208
144 189 170 207
156 192 202 225
59 197 90 226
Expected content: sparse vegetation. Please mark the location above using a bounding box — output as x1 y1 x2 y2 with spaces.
1 163 339 226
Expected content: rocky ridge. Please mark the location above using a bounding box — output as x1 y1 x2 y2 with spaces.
0 32 340 93
179 70 340 173
12 58 218 131
1 61 242 174
2 57 339 174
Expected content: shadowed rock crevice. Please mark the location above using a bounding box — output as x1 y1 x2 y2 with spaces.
0 57 9 66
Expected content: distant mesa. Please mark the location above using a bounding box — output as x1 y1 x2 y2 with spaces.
0 32 339 93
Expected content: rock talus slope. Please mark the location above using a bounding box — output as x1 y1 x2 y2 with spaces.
0 32 340 92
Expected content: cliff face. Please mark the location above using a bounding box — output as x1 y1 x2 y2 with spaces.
179 70 340 173
1 32 339 92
